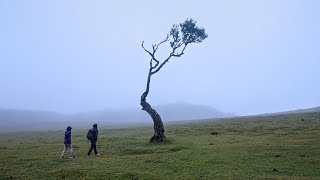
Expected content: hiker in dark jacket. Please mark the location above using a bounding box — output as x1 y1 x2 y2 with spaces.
87 124 100 157
61 126 74 159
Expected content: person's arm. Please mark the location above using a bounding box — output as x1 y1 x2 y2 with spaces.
66 131 71 143
95 130 98 142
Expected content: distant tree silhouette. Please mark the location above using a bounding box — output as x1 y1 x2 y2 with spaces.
140 19 208 142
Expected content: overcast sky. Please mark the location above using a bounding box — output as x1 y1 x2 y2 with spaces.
0 0 319 115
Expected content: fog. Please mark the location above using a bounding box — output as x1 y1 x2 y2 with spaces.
0 0 319 116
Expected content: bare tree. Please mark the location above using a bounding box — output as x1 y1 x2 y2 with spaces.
140 19 208 142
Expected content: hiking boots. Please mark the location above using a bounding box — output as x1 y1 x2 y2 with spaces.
87 153 100 157
60 156 74 159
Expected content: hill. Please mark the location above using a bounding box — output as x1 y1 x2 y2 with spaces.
0 102 234 132
260 106 320 116
276 106 320 114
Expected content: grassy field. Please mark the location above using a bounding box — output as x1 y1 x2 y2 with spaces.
0 112 319 179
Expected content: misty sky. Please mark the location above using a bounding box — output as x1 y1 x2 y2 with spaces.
0 0 319 115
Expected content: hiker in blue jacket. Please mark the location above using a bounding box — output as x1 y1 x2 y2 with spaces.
87 124 100 157
60 126 74 159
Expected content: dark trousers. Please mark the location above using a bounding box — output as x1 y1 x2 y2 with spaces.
87 140 97 156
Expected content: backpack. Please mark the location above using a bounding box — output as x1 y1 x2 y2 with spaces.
86 129 93 140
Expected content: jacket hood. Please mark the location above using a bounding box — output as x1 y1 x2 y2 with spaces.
66 126 72 131
93 124 98 128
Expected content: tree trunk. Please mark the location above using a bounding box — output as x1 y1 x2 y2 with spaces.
140 94 165 142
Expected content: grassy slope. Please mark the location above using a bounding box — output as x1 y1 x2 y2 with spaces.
0 112 319 179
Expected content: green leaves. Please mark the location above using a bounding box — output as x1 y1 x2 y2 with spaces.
170 18 208 47
170 24 181 48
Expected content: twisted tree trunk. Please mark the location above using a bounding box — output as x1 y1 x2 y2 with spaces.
140 98 165 142
140 72 165 142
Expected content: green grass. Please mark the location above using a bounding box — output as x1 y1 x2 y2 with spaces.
0 112 319 179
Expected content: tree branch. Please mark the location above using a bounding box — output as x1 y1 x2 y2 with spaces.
171 43 188 57
151 59 159 69
151 43 188 75
142 41 161 70
154 34 169 53
141 41 153 57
